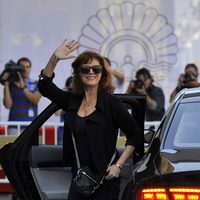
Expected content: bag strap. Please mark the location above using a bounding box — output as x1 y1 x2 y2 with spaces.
71 132 81 169
71 132 116 169
108 151 116 167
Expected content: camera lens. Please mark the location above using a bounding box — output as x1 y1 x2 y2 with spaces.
134 80 144 89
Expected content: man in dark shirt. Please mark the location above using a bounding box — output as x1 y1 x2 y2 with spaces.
127 68 165 121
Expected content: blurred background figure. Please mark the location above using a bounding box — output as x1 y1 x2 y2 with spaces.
127 68 165 121
104 57 124 93
170 63 200 102
1 57 41 135
55 76 73 145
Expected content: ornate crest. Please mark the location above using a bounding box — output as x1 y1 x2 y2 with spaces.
78 2 178 92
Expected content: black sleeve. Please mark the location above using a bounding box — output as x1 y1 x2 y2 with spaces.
109 95 143 149
38 71 70 110
151 87 165 113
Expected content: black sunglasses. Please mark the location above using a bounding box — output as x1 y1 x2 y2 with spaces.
79 65 103 74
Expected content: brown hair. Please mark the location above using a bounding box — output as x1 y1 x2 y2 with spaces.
17 57 32 67
71 51 114 94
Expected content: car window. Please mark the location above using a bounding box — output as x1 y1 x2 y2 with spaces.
165 101 200 148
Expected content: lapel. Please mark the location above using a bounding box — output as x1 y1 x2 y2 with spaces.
86 89 105 123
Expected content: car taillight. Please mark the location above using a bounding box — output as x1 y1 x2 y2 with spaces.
138 187 200 200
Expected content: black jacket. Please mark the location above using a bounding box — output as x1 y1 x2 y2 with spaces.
38 77 143 175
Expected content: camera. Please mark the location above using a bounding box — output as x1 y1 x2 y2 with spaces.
129 79 144 95
0 60 25 84
182 72 196 88
134 79 144 89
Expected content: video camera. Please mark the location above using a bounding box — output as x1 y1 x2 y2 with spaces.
0 60 25 85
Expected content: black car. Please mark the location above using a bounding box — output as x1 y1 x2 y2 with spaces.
0 94 146 200
121 87 200 200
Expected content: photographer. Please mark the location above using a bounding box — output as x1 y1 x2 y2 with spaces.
127 68 165 121
169 63 199 103
1 57 41 135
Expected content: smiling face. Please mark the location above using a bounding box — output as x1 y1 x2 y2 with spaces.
72 51 115 94
79 59 103 90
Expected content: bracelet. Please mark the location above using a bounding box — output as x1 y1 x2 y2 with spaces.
115 163 122 170
39 69 55 81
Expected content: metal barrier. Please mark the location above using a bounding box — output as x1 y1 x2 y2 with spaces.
145 121 160 131
0 121 160 187
0 121 64 145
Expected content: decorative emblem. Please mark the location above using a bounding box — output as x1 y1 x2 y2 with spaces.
78 2 178 92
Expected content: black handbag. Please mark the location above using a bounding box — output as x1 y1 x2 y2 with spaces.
71 132 115 197
73 166 104 197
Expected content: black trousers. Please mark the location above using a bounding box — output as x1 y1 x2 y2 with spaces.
67 176 120 200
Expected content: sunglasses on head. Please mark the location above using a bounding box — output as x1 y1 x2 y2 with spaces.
79 65 103 74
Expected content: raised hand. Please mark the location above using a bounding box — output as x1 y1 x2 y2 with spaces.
1 72 10 81
15 72 25 89
54 39 79 61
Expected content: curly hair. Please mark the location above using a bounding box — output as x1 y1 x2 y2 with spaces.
71 51 114 94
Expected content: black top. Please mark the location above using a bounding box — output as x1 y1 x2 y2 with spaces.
38 73 143 175
75 114 96 171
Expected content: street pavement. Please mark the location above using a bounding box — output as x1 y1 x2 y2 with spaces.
0 194 12 200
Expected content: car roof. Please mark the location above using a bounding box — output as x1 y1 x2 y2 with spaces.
174 87 200 103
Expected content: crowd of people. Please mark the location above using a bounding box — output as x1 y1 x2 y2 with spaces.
1 49 199 130
0 38 200 199
1 53 199 127
1 46 200 137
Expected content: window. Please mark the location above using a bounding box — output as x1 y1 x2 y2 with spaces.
165 102 200 148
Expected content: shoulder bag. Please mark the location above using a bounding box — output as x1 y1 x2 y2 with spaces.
71 132 115 197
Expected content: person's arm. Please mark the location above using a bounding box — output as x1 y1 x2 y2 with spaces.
111 69 124 85
170 74 185 103
38 39 79 108
2 72 13 109
105 145 134 180
145 93 157 110
42 39 79 77
55 109 63 116
136 86 164 112
23 89 41 105
3 81 13 109
135 86 156 109
16 72 42 105
105 96 143 180
169 88 178 103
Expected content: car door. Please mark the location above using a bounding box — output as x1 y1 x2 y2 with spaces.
0 94 145 200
